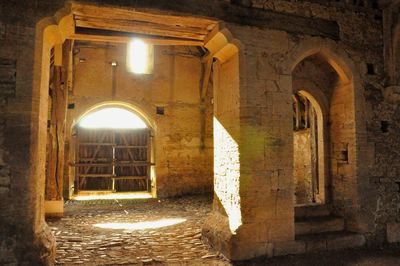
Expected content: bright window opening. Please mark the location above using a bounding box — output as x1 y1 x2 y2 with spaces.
127 39 154 74
79 107 147 129
73 192 152 201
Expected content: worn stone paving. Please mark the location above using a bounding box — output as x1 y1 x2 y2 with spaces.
47 195 229 265
47 195 400 266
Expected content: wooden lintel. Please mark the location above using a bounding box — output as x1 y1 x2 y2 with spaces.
203 22 222 45
75 14 210 35
201 57 213 99
75 16 207 41
71 3 218 29
69 33 204 46
199 56 213 150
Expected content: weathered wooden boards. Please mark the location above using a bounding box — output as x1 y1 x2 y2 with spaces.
46 42 70 201
75 128 151 192
70 3 220 46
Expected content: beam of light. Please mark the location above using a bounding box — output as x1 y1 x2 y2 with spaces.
73 192 153 201
127 39 153 74
214 117 242 233
93 218 187 230
79 107 147 129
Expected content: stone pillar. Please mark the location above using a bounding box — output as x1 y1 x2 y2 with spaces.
203 30 295 260
0 19 56 265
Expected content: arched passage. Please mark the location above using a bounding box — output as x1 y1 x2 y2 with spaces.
71 104 154 196
36 2 222 209
28 3 242 263
292 88 327 205
288 40 368 235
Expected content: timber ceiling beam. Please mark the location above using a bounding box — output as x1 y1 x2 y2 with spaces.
70 33 204 46
70 3 220 45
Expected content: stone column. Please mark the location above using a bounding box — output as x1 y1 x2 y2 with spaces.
0 19 56 265
203 28 296 260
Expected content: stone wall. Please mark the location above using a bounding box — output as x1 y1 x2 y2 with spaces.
66 43 213 198
1 0 400 264
221 0 378 253
0 17 55 265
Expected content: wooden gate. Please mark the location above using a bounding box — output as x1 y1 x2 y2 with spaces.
74 128 151 193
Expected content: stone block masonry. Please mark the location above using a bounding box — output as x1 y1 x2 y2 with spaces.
0 58 16 97
0 0 399 264
0 97 9 195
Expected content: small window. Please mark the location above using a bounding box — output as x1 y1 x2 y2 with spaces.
367 63 375 75
126 39 154 74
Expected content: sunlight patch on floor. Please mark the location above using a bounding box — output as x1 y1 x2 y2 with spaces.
93 218 187 230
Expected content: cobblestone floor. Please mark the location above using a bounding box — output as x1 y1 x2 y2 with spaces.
48 195 228 265
48 195 400 266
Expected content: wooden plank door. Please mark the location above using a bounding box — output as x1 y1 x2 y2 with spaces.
74 128 151 193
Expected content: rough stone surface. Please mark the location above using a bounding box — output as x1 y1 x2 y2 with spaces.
1 0 400 264
387 222 400 243
273 241 306 256
295 216 345 236
48 196 229 265
236 246 400 266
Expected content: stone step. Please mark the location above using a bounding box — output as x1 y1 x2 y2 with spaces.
295 204 331 219
296 231 366 253
295 216 344 236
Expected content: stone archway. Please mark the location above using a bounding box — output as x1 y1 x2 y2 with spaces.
28 3 243 263
284 37 369 233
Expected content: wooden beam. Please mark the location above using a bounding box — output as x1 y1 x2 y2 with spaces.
199 56 213 150
75 15 207 41
310 106 319 202
46 53 69 201
70 33 203 46
74 15 210 35
304 96 309 128
201 58 213 99
293 95 300 130
203 22 222 45
72 3 218 29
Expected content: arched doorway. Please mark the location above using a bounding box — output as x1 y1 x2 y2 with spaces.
292 90 326 205
290 48 368 239
72 106 153 195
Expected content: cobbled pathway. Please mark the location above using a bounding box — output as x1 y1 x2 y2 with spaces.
47 195 400 266
47 195 229 265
